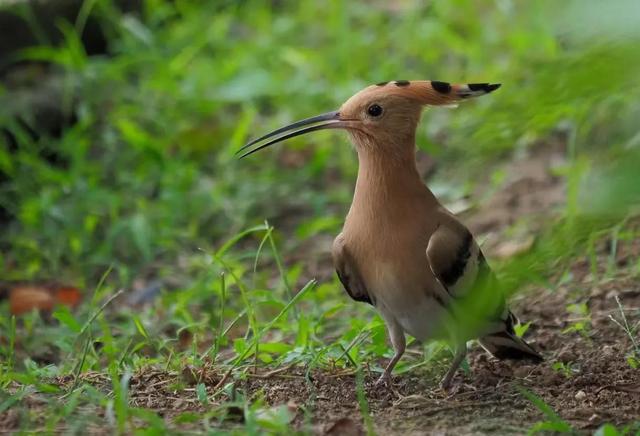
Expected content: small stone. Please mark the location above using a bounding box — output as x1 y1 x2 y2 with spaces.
601 345 615 358
556 348 576 363
575 390 587 401
513 365 531 379
605 290 619 299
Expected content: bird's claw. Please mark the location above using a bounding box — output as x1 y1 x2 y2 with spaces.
439 371 456 392
439 379 452 392
374 373 402 398
375 373 391 388
440 376 465 395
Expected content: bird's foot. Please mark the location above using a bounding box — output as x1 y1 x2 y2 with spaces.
375 372 391 388
374 373 402 398
439 374 454 392
439 380 451 392
439 376 467 396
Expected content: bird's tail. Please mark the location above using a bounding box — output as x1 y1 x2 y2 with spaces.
478 311 543 362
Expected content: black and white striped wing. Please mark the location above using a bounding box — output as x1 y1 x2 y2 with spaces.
426 222 542 361
426 224 492 301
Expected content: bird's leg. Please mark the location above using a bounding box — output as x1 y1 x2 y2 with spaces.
440 345 467 390
376 317 405 388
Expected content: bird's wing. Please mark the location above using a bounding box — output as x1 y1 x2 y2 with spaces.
426 217 491 301
426 214 542 361
332 233 374 306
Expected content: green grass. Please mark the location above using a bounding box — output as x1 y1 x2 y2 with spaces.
1 0 640 433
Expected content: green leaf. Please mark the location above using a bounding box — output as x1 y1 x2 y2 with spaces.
196 383 208 406
517 386 573 434
233 338 246 355
53 306 82 333
130 214 153 261
133 316 149 339
295 216 341 239
529 421 575 434
0 392 24 413
595 423 621 436
514 321 531 338
254 404 293 431
173 412 201 423
258 342 292 354
257 353 273 363
130 407 166 431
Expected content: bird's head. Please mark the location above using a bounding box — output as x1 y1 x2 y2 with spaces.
237 80 500 158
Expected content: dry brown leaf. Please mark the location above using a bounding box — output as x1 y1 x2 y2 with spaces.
492 235 535 259
9 284 81 315
9 286 55 315
54 286 82 308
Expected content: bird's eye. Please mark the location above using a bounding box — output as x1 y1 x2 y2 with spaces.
367 104 383 117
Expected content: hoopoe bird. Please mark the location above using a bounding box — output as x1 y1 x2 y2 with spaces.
238 80 542 389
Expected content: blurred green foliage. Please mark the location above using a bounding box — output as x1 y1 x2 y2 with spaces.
1 0 639 285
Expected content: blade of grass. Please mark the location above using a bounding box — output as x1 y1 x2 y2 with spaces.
213 272 227 361
65 332 93 396
7 316 16 374
214 279 316 390
78 289 125 338
210 253 259 368
337 328 373 367
517 386 573 434
215 224 270 258
252 225 274 287
265 219 299 319
609 295 640 358
355 368 374 436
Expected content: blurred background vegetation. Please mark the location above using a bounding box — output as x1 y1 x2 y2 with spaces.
1 0 640 431
2 0 639 287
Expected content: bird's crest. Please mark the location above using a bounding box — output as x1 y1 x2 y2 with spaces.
363 80 501 106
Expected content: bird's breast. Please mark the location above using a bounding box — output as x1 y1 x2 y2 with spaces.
368 260 449 341
342 221 448 341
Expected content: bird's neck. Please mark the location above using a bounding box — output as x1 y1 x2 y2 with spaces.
349 144 439 219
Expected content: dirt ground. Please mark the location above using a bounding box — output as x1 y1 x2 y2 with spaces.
2 142 639 434
12 267 636 435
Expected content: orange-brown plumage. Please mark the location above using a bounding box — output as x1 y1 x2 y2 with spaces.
240 80 541 390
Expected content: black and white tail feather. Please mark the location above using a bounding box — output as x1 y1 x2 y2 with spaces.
427 223 543 363
478 310 543 362
475 252 543 363
474 252 543 363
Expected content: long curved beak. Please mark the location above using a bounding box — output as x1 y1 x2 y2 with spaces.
236 110 345 159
